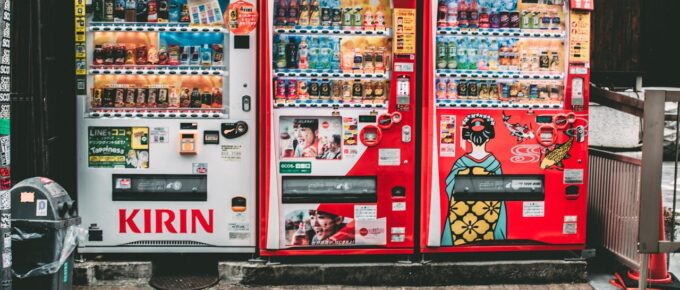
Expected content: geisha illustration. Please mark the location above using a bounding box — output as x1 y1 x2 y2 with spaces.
442 114 507 246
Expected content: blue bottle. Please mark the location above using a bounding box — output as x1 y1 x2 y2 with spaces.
319 37 331 70
308 37 319 70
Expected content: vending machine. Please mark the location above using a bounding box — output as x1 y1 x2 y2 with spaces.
76 0 258 253
421 0 593 253
259 0 417 256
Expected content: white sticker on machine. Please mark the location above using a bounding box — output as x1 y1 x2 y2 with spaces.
392 202 406 211
36 200 48 217
150 127 169 143
355 218 387 246
391 227 406 242
564 223 577 235
354 205 377 220
2 251 11 268
3 233 10 249
228 223 250 232
221 145 243 161
564 169 584 184
522 201 545 217
378 149 400 166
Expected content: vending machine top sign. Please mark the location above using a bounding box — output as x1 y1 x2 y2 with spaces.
421 0 591 253
77 0 257 253
259 0 417 256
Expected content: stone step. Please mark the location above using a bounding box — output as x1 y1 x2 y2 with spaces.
74 259 587 287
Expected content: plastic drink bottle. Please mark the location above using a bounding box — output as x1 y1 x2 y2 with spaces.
298 37 309 69
457 38 467 69
466 38 477 69
299 0 310 26
125 0 136 22
275 36 287 69
363 7 374 30
468 0 479 28
320 0 332 27
353 6 363 30
308 37 319 69
331 0 342 28
457 0 468 28
447 39 457 69
479 7 489 28
437 0 447 27
436 37 447 69
374 7 385 30
288 0 299 26
309 0 321 26
276 0 287 26
319 38 331 69
331 38 341 71
446 0 458 27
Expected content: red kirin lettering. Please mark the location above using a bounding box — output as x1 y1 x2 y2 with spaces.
119 209 214 234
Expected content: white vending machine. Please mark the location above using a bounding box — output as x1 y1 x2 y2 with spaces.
76 0 257 253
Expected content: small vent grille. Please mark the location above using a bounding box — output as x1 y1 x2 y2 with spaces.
123 240 212 247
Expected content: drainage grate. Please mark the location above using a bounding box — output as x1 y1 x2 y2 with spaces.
149 274 219 290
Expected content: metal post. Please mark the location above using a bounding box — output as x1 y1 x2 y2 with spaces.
639 253 648 290
638 89 666 254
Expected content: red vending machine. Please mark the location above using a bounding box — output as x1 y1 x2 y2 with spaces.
259 0 417 256
421 0 592 253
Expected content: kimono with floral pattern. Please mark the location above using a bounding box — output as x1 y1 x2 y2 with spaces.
441 154 507 246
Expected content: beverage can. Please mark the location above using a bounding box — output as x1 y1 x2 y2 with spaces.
201 91 213 108
298 80 309 100
136 88 148 107
135 45 148 65
190 88 201 108
212 44 224 66
500 12 510 28
510 12 520 28
211 89 222 108
309 79 320 100
147 87 158 107
158 87 169 108
94 45 104 65
479 81 489 99
447 78 458 100
436 78 447 100
179 88 191 108
92 88 103 108
125 87 137 107
168 88 180 108
320 80 331 101
351 79 363 102
331 80 341 101
457 79 468 98
275 79 287 100
115 86 126 107
363 80 374 103
103 87 115 107
467 80 478 98
287 80 298 101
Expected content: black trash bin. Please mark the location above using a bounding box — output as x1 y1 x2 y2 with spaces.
9 177 81 290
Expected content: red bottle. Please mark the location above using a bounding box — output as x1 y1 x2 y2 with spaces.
468 0 478 28
288 0 299 26
276 0 288 26
479 7 489 28
457 0 468 28
437 0 447 27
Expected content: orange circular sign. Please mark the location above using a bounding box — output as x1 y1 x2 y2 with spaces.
226 0 258 35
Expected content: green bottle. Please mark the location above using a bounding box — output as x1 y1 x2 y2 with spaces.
275 36 287 69
436 37 447 69
447 39 457 69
